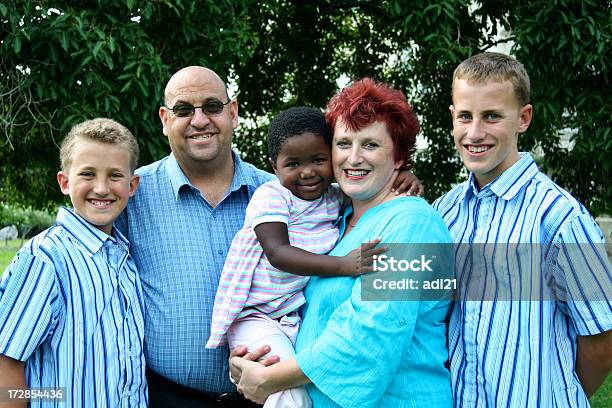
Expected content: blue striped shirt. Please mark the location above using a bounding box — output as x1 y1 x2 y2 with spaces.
0 207 147 407
115 152 274 392
433 153 612 407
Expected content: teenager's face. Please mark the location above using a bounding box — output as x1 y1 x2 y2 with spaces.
271 132 333 201
57 139 139 235
450 79 532 189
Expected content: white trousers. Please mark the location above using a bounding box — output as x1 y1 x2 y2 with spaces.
228 311 312 408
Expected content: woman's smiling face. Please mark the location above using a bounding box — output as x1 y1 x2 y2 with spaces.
332 121 402 203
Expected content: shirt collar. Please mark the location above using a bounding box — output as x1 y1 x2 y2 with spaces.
165 154 193 199
165 151 263 199
459 153 539 202
56 207 123 255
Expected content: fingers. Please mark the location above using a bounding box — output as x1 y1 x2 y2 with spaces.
408 181 424 196
242 345 271 362
360 238 381 251
361 238 386 256
259 354 280 367
392 178 411 195
355 239 387 275
229 345 249 359
229 355 244 385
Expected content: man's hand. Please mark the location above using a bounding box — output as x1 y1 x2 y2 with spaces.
229 345 279 385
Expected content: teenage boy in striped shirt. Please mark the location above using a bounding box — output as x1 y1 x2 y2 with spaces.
0 118 147 407
434 52 611 407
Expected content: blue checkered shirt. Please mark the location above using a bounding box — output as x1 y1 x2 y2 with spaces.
433 153 612 407
0 207 147 407
115 152 274 393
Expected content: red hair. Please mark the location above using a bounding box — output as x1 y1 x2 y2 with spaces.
325 78 419 170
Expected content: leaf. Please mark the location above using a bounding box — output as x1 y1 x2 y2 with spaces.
104 53 114 69
13 36 21 53
0 3 7 17
92 41 104 57
60 32 69 51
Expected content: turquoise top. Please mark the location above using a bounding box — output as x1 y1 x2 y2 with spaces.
295 197 453 407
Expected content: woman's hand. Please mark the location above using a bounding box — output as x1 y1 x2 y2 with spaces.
232 358 276 404
229 345 279 386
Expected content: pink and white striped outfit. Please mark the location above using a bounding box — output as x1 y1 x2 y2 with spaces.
206 180 342 348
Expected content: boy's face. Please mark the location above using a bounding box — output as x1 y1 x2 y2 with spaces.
450 78 532 189
57 139 139 235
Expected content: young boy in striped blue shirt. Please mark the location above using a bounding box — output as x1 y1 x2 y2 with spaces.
434 52 611 407
0 118 147 407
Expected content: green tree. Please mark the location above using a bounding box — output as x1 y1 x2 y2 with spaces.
1 0 610 215
1 0 256 207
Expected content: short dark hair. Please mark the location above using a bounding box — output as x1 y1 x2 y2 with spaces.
326 78 419 170
268 106 332 162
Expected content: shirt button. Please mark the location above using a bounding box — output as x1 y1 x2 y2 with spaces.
398 319 406 326
217 249 223 255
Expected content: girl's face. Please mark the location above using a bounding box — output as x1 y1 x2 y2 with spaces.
270 132 333 200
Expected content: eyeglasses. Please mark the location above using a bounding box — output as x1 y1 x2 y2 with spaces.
165 99 231 117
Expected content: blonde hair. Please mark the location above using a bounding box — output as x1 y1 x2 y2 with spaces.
60 118 139 172
452 52 531 106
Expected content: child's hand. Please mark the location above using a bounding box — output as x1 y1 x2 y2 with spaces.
339 238 387 276
392 170 424 196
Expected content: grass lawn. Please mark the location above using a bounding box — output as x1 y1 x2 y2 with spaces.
0 241 609 405
591 374 611 408
0 239 23 278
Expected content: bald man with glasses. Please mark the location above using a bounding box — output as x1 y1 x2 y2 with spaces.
116 66 274 407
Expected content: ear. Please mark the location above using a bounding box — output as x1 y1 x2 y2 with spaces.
229 99 239 129
269 157 279 176
159 106 170 137
394 159 403 170
128 174 140 197
449 105 455 120
57 171 70 196
517 103 533 134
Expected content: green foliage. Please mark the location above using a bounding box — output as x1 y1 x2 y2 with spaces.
0 203 56 238
1 0 610 215
1 0 256 203
508 0 611 215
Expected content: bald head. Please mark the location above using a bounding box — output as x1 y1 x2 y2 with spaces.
164 66 229 106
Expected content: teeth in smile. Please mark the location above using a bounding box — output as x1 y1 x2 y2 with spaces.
90 200 111 207
190 134 213 140
346 170 368 176
468 146 490 153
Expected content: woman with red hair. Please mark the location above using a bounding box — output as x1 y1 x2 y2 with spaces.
231 78 453 407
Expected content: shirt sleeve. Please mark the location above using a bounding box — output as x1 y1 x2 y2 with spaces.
295 203 452 407
247 181 292 227
552 212 612 335
0 250 61 361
